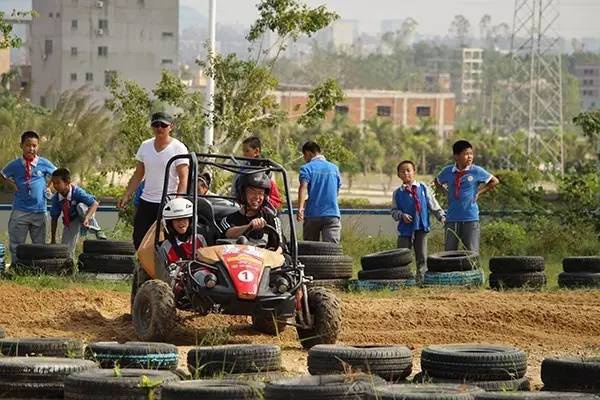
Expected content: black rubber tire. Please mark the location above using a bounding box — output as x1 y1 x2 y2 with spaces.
16 244 68 260
0 337 84 358
13 258 74 275
489 256 545 273
160 379 264 400
296 241 343 256
85 341 178 370
296 286 342 349
541 357 600 393
299 255 353 279
82 240 135 255
358 265 414 280
132 280 176 342
558 272 600 289
307 279 350 291
361 249 412 271
475 392 600 399
0 357 97 398
427 251 480 272
63 368 179 400
421 344 527 381
413 372 530 391
251 312 289 336
489 272 546 290
368 383 485 400
187 344 281 377
78 253 136 274
308 344 413 381
265 374 381 400
130 264 151 313
563 257 600 273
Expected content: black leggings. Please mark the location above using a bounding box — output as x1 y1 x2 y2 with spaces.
133 199 160 250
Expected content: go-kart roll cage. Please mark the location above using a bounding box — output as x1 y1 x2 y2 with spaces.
155 152 300 271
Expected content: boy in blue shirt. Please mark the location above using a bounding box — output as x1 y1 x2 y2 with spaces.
392 160 445 282
435 140 499 253
0 131 56 263
49 168 106 257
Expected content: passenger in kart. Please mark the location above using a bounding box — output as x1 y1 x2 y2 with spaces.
158 197 207 263
219 172 285 251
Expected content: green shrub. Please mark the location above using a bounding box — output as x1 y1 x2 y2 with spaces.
481 220 528 257
338 197 370 208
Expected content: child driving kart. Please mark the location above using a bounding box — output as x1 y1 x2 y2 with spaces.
219 172 285 252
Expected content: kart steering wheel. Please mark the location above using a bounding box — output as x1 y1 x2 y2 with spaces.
243 224 281 251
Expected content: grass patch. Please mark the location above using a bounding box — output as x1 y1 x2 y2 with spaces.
1 272 131 293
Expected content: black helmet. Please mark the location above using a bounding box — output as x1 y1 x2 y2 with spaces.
238 172 271 203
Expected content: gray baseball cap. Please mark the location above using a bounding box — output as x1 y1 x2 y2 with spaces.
151 111 173 125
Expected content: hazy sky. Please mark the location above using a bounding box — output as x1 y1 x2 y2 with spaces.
183 0 600 38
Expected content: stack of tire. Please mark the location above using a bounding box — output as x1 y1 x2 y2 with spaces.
307 344 413 382
424 251 484 287
353 249 415 291
559 257 600 289
13 244 74 275
0 242 5 271
78 240 136 274
0 337 85 358
187 344 282 379
415 344 530 392
541 356 600 393
297 241 353 289
489 256 546 290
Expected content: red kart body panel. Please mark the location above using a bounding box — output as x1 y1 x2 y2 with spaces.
198 245 285 300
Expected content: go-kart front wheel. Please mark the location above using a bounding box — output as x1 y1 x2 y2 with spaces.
296 286 342 349
132 279 175 341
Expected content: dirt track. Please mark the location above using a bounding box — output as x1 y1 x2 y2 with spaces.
0 282 598 389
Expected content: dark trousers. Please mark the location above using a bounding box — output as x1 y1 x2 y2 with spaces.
133 199 160 250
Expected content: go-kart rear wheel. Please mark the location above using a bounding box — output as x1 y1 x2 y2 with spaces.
296 286 342 349
252 312 288 336
132 279 175 342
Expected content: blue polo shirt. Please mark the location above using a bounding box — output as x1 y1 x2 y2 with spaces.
49 185 96 221
436 164 492 222
299 155 341 218
1 157 56 213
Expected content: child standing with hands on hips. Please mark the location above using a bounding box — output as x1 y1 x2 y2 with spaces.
391 160 445 282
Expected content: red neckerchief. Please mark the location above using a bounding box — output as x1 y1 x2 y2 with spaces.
23 156 34 190
409 184 422 213
62 198 71 226
454 168 469 199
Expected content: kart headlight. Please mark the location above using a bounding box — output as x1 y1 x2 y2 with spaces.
274 276 289 293
205 273 217 288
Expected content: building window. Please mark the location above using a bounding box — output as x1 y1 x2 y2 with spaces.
40 96 47 108
104 70 117 86
162 32 174 38
86 72 93 82
161 59 173 65
416 106 431 117
70 73 77 82
335 105 349 115
98 19 108 30
71 19 78 29
49 12 53 18
44 39 53 55
56 12 61 18
98 46 108 57
71 47 78 56
377 105 391 117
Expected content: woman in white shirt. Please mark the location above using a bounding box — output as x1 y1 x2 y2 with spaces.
118 111 189 249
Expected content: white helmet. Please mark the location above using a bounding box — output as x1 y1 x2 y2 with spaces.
162 198 193 237
163 198 193 220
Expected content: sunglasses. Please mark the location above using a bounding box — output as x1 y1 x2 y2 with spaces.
151 121 170 128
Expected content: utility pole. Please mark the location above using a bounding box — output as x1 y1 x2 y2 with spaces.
204 0 216 151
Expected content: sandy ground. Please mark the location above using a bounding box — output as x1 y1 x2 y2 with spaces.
0 282 598 389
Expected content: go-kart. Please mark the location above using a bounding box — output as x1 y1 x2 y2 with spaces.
131 153 342 349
